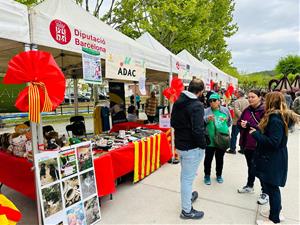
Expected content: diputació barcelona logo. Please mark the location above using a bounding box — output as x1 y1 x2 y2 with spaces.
50 19 71 45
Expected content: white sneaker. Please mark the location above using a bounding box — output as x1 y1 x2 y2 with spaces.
260 209 285 222
257 193 269 205
256 219 275 224
237 185 254 193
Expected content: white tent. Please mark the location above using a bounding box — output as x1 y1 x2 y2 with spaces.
136 32 197 83
29 0 170 78
176 49 210 88
202 59 238 88
0 0 30 73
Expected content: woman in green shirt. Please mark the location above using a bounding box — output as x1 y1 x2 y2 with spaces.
203 93 232 185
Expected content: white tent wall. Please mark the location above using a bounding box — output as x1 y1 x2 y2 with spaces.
176 49 210 85
136 32 200 81
29 0 170 74
202 59 238 88
0 0 30 74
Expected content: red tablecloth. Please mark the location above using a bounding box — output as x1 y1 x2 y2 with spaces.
0 132 172 199
0 151 36 200
94 132 172 196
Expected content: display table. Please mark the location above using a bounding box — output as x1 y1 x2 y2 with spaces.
109 122 170 133
94 132 171 197
0 132 172 199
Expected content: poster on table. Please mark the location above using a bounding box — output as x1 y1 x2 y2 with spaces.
105 53 145 82
108 82 127 125
82 48 102 84
34 142 101 225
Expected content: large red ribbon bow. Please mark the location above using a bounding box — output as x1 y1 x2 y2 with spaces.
3 50 66 123
163 77 184 103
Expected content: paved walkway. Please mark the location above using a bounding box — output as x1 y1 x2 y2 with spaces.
1 124 299 224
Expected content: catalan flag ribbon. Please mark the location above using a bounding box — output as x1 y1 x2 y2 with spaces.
133 134 161 183
28 82 53 123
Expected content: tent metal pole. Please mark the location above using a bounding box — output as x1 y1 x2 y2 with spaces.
74 77 79 115
169 54 178 164
26 43 43 225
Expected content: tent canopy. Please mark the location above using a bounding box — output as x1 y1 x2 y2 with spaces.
136 32 199 82
202 59 238 87
0 0 30 74
176 49 210 84
29 0 170 78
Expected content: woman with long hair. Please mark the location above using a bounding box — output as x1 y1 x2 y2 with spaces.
250 92 299 224
237 90 267 205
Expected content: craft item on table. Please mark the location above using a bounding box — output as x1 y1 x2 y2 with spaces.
57 134 68 147
7 133 27 157
14 124 30 135
0 133 12 151
0 194 22 225
69 137 81 145
44 131 60 150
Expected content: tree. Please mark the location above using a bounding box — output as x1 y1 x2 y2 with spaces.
103 0 237 68
275 55 300 76
199 0 238 69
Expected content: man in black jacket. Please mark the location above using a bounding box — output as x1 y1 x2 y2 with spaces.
171 78 206 220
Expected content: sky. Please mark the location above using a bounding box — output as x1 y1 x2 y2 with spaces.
227 0 300 73
88 0 299 73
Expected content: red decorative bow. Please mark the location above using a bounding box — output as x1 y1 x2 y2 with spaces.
225 83 234 98
163 77 184 103
3 50 66 123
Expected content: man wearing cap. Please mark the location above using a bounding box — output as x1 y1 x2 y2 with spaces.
227 90 249 154
171 78 207 220
203 93 232 185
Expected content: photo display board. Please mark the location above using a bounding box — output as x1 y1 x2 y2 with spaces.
34 141 101 225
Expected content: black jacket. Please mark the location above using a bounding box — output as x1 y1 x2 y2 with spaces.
171 91 206 150
252 114 288 187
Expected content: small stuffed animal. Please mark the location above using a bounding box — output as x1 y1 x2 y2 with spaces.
44 131 60 150
7 134 27 157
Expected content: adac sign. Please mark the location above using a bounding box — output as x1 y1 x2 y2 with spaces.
50 19 71 45
106 53 145 82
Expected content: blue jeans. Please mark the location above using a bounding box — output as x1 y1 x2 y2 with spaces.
177 148 205 213
230 125 239 151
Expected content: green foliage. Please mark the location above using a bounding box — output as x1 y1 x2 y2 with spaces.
15 0 43 6
103 0 237 68
275 55 300 76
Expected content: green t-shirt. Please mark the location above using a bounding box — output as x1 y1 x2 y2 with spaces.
207 109 229 147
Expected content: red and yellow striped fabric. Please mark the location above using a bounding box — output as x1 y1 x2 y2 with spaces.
28 82 52 123
133 134 161 183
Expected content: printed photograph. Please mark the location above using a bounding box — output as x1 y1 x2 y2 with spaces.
66 203 86 225
63 176 81 208
42 183 63 218
59 148 78 178
39 157 60 186
77 145 93 172
84 196 100 225
80 171 96 200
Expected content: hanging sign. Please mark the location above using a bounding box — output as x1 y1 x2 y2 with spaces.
105 53 145 81
139 76 146 95
82 48 102 84
34 142 101 225
175 61 192 85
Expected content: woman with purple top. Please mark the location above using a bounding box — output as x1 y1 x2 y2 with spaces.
237 90 268 205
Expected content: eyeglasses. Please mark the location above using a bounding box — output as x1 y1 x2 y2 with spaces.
209 99 218 103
